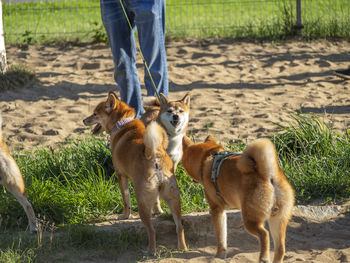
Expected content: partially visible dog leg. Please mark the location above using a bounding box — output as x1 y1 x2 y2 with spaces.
160 177 186 250
6 184 37 233
153 164 179 216
209 204 227 258
268 215 289 263
152 196 164 215
117 174 131 219
243 218 270 263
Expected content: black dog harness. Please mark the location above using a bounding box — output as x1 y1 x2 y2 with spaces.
210 151 242 203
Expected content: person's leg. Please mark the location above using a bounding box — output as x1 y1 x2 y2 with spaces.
100 0 144 117
131 0 169 98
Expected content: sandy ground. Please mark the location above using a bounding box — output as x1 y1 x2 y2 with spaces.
97 206 350 263
1 39 350 262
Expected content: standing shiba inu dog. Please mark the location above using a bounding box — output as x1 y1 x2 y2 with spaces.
142 93 190 170
182 135 294 263
83 92 187 255
0 114 38 233
141 93 190 214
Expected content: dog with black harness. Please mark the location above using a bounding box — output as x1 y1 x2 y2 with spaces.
182 134 295 263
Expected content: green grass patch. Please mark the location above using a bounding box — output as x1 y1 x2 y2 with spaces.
2 0 350 44
271 113 350 202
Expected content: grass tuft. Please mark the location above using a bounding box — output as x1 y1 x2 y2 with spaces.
272 113 350 202
0 65 37 91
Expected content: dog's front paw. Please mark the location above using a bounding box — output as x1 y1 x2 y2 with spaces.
119 214 132 220
152 200 164 215
215 249 227 259
152 207 164 215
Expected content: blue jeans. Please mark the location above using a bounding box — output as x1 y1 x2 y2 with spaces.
100 0 168 118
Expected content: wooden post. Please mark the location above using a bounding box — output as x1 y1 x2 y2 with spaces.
0 0 7 74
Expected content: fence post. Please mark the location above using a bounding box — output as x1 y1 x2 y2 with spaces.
295 0 303 36
0 0 7 74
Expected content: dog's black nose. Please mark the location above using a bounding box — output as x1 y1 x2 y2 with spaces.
173 114 179 120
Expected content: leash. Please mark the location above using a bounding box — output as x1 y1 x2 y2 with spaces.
119 0 162 102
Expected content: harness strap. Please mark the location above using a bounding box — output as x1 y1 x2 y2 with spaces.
211 151 242 203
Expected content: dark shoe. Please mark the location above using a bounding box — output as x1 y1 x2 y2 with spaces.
334 68 350 80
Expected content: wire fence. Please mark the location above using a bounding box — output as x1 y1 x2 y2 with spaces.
2 0 350 44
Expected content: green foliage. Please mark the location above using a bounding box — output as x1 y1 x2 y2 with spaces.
3 0 350 44
176 165 208 213
0 247 35 263
272 113 350 202
89 22 108 43
0 136 118 228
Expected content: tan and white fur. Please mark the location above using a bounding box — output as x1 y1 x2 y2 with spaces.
141 93 190 214
0 114 38 233
83 92 187 255
182 135 295 263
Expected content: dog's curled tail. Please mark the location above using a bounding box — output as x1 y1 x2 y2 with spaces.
237 138 279 181
143 121 168 160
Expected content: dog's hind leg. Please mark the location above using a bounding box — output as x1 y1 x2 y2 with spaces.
268 215 289 263
117 174 131 219
6 185 37 233
243 217 270 263
208 203 227 258
160 177 187 250
135 187 157 256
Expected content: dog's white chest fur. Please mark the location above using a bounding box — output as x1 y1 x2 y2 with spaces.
167 133 183 165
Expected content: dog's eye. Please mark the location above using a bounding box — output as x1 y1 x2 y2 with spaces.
179 109 184 113
93 113 97 116
167 109 173 113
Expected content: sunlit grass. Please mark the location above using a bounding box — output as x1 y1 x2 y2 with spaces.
3 0 350 44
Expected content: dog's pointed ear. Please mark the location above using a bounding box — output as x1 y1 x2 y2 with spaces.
143 96 160 107
182 135 193 149
181 92 190 107
205 135 215 143
106 92 118 113
154 98 160 106
159 93 169 105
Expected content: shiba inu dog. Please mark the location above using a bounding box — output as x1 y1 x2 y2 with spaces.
83 92 187 255
141 93 190 214
142 93 190 168
0 114 38 233
182 135 294 263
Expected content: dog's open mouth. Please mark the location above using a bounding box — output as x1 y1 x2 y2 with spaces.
92 123 102 134
170 120 179 127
